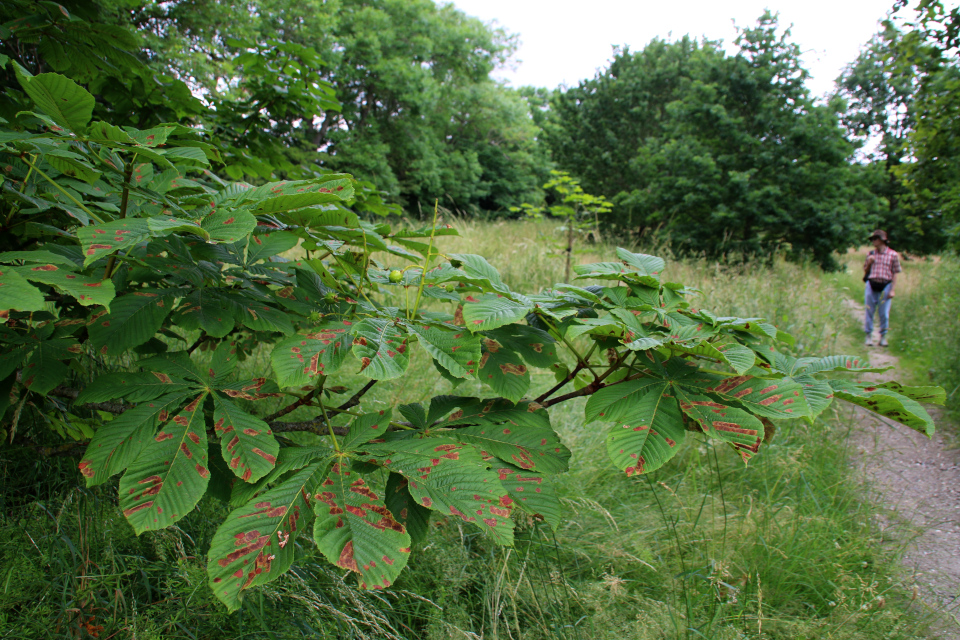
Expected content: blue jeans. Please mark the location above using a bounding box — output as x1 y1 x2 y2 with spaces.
864 282 892 336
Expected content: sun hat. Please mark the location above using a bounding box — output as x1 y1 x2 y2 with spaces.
868 229 888 243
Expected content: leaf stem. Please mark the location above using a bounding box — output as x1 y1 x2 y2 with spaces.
5 154 36 225
316 392 339 453
20 156 104 224
103 158 135 279
410 199 440 319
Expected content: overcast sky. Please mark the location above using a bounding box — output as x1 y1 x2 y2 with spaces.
448 0 899 98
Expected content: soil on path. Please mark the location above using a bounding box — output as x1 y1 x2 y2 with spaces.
843 299 960 637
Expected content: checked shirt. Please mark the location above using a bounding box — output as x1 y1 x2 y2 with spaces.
867 247 902 282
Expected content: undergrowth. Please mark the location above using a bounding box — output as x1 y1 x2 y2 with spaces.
0 221 939 639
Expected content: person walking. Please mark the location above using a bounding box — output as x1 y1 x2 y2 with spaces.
863 229 901 347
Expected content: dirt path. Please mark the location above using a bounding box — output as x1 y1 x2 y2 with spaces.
843 299 960 636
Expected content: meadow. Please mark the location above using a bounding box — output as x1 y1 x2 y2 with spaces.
0 220 950 639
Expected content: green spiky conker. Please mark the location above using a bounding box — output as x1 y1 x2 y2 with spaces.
388 270 403 283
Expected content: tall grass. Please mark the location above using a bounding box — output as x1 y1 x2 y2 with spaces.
0 221 939 639
886 255 960 418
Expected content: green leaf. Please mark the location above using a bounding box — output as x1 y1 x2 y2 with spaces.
585 378 665 423
461 293 533 333
478 337 530 404
341 409 394 451
87 121 137 144
367 437 514 545
351 318 410 380
242 178 355 214
605 382 686 476
270 319 354 387
208 458 331 611
405 323 481 379
789 374 834 422
615 248 665 278
453 418 570 474
76 371 192 404
0 250 77 266
88 291 175 356
798 355 892 375
78 392 194 486
213 394 279 483
492 462 562 531
667 340 756 374
118 393 210 534
312 460 411 590
683 374 809 420
573 261 659 287
244 231 298 265
46 153 101 184
384 473 431 546
202 210 257 244
12 263 115 308
868 382 945 405
675 388 765 462
138 352 205 384
0 267 45 311
830 380 936 437
21 338 75 395
77 219 151 266
173 290 237 338
14 66 95 132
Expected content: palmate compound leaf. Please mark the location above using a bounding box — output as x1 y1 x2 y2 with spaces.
365 437 515 545
208 458 332 611
270 319 354 387
313 460 411 590
212 394 279 483
492 461 562 531
829 380 936 437
674 388 765 463
118 393 210 534
78 391 194 486
351 318 409 380
599 381 687 476
461 293 534 333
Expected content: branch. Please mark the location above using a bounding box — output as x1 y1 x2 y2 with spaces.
48 385 128 414
265 388 320 422
535 362 584 404
541 371 644 409
337 379 377 411
269 420 348 436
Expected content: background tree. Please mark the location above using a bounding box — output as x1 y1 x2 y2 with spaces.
889 0 960 250
547 13 873 269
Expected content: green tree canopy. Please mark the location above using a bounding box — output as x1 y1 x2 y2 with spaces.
548 13 873 269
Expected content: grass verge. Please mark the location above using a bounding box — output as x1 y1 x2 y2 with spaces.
0 221 939 639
